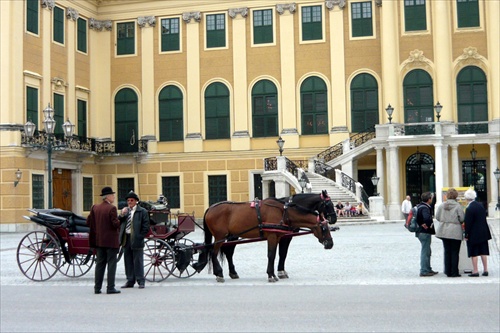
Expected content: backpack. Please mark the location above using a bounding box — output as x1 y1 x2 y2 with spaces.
404 205 421 233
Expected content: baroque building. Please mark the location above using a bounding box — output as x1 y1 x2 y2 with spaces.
0 0 499 231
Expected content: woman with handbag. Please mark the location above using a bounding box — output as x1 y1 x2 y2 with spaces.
435 188 465 277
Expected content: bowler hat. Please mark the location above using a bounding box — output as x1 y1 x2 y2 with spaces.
100 186 115 196
125 191 140 201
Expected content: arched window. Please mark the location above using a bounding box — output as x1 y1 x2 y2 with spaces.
457 66 488 134
405 152 435 206
300 76 328 135
403 69 434 134
115 88 138 153
159 85 183 141
252 80 278 138
205 82 230 139
350 73 379 133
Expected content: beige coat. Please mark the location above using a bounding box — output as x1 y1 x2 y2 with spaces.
435 199 465 241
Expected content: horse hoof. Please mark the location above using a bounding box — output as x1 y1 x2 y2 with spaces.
278 270 289 279
216 276 225 283
229 273 239 279
268 277 277 283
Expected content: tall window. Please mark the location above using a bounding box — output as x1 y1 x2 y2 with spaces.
457 66 488 134
117 22 135 55
161 18 180 52
117 178 135 209
350 74 379 133
208 175 227 205
77 99 87 137
302 5 322 41
83 177 93 211
77 18 87 53
32 174 45 209
301 77 328 135
253 9 273 44
159 86 184 141
457 0 479 28
205 83 230 139
26 87 38 124
252 80 278 138
404 0 427 31
162 176 180 209
114 88 138 153
53 6 64 44
53 93 64 136
351 2 373 37
403 69 434 135
206 14 225 48
26 0 39 34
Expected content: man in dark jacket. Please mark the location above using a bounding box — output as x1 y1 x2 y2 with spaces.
416 192 438 277
86 186 121 294
119 191 150 288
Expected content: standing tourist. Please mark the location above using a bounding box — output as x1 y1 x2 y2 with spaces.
435 188 465 277
464 189 492 277
401 195 412 221
416 192 438 277
86 187 121 294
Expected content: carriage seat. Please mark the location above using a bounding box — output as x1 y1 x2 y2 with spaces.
69 215 90 233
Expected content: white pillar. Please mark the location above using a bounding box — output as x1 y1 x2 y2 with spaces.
139 19 155 137
450 143 460 187
387 145 401 219
434 142 444 206
376 147 385 199
489 143 499 215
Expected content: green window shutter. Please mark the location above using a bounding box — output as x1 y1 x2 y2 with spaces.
159 86 184 141
457 0 479 28
53 6 64 44
253 9 273 44
26 0 39 34
161 18 180 52
206 14 226 48
115 88 139 153
252 80 278 138
351 2 373 37
26 87 38 124
117 178 135 209
403 70 434 134
53 93 64 136
404 0 427 31
208 175 227 205
77 99 87 137
32 174 45 209
302 6 322 41
457 66 488 133
77 18 87 52
161 176 180 208
205 83 230 139
117 22 135 55
301 77 328 135
83 177 93 211
350 74 379 133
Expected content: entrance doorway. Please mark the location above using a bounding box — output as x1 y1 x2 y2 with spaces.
462 159 487 212
405 153 435 207
52 168 72 211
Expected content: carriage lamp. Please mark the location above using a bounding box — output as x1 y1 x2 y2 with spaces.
276 136 285 156
23 103 74 209
14 169 22 187
494 167 500 211
385 104 394 124
298 174 307 193
434 102 443 122
371 174 380 196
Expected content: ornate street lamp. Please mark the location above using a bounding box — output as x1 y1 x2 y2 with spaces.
434 102 442 122
385 104 394 124
494 167 500 211
371 174 380 196
298 174 307 193
14 169 22 187
276 136 285 156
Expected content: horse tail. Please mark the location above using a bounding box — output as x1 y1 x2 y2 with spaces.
202 208 214 248
192 208 214 273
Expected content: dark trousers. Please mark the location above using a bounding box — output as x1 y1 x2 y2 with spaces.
94 247 119 292
442 238 461 276
123 234 145 285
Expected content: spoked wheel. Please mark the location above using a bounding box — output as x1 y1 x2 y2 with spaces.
170 238 198 279
16 231 62 281
59 250 95 278
144 238 175 282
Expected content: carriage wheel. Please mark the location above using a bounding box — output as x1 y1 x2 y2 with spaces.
170 238 198 279
58 251 95 278
143 238 175 282
16 231 62 281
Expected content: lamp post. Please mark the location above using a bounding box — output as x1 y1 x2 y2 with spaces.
434 102 442 121
298 174 307 193
23 103 74 209
276 136 285 156
494 167 500 211
385 104 394 124
470 145 477 190
371 174 380 196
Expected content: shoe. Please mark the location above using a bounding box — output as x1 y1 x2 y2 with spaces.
420 272 434 277
121 283 134 288
449 274 461 277
468 273 479 277
94 290 102 294
482 272 489 277
138 284 145 289
106 289 121 294
431 270 439 275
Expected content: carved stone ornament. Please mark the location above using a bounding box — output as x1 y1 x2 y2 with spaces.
459 47 481 61
228 8 248 19
41 0 55 10
89 18 112 31
401 49 432 73
138 16 156 28
325 0 346 10
276 3 296 15
408 49 426 63
182 12 201 23
375 0 383 7
66 8 79 21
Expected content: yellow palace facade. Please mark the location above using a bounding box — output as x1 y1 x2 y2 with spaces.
0 0 499 231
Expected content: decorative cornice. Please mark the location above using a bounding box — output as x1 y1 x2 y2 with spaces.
228 8 248 19
23 70 43 80
89 18 112 31
402 49 432 73
276 3 296 15
182 12 201 23
41 0 55 10
281 128 299 135
138 16 156 28
66 7 79 21
185 132 202 139
232 130 250 138
325 0 346 10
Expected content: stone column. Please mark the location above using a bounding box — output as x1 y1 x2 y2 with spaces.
376 146 385 199
387 145 401 219
138 16 156 138
42 2 53 106
486 0 500 123
489 143 499 215
434 142 444 206
450 143 460 187
66 8 78 124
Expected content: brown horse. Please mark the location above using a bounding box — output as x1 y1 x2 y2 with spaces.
193 196 333 282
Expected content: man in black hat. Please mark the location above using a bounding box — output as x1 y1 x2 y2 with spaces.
86 186 121 294
119 191 150 288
